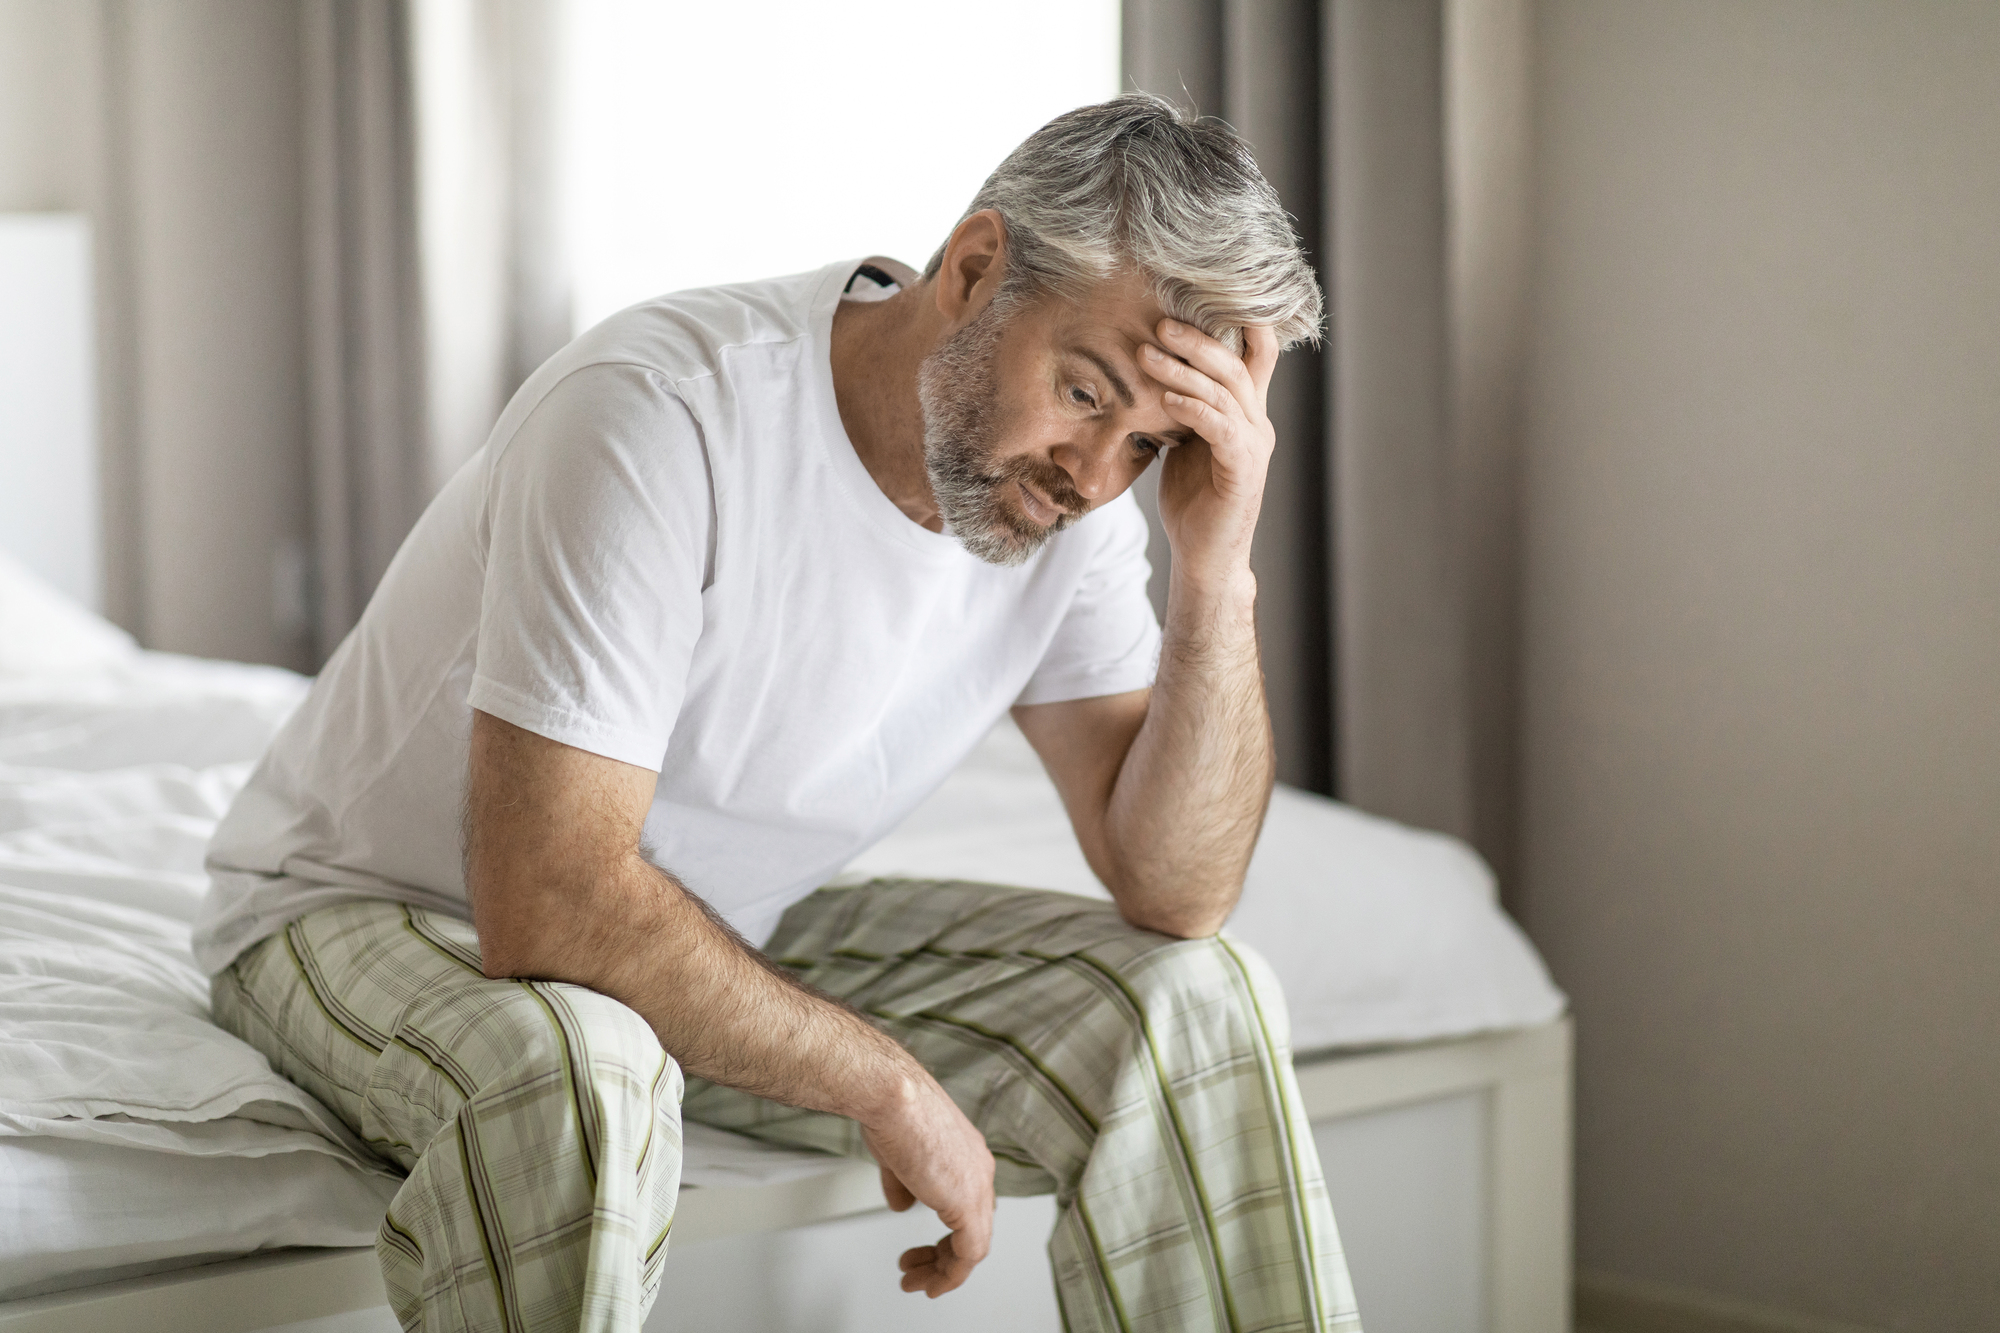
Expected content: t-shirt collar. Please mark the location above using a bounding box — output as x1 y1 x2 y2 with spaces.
809 257 965 561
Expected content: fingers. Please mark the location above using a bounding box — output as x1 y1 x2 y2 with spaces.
1156 318 1260 414
1147 318 1280 492
899 1244 936 1287
861 1072 996 1298
880 1165 916 1212
1141 343 1236 419
894 1186 994 1299
1161 391 1238 459
898 1234 981 1298
943 1197 993 1266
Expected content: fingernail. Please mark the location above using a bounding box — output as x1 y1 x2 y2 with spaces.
1141 345 1163 359
1163 391 1183 403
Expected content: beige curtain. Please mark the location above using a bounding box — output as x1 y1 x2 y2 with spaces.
412 0 570 492
1124 0 1533 892
300 0 568 663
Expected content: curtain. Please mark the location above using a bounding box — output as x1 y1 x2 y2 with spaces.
1123 0 1533 891
300 0 427 660
412 0 570 491
299 0 567 664
1124 0 1331 796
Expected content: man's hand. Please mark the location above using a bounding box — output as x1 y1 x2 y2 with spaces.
1140 320 1281 588
861 1076 996 1297
463 711 995 1296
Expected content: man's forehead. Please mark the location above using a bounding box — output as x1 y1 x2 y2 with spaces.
1043 277 1168 352
1035 280 1199 443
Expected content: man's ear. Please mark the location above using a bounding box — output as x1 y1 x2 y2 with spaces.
934 210 1006 327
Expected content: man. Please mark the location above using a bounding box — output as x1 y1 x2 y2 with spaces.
195 95 1360 1333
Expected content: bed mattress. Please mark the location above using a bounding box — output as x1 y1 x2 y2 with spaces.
0 640 1561 1299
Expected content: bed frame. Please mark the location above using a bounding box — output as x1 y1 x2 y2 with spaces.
0 1019 1570 1333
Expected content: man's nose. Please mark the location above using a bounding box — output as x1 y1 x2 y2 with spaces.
1052 429 1123 503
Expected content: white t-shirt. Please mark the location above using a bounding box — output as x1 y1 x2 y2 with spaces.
192 259 1160 974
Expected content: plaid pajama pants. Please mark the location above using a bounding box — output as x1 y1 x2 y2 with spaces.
213 880 1361 1333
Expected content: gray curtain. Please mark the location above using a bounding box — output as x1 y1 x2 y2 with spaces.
299 0 568 664
1124 0 1533 892
301 0 427 661
1125 0 1332 795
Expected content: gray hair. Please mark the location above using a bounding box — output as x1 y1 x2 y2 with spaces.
922 94 1322 353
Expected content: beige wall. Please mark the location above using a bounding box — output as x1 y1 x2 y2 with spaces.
1521 3 2000 1330
0 0 97 210
0 0 311 668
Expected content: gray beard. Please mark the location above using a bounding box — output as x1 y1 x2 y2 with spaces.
915 301 1083 567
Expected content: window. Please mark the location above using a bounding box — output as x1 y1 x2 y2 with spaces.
564 0 1121 331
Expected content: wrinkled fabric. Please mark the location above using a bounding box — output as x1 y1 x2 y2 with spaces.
219 889 1361 1333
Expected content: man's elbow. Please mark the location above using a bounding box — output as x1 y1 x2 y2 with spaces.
1115 893 1235 940
1140 915 1230 940
472 921 536 980
1100 858 1239 938
465 874 564 980
477 944 526 981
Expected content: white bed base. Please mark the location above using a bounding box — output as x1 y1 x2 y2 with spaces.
0 1019 1570 1333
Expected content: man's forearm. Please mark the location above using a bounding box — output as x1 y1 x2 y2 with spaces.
501 856 921 1120
464 712 921 1124
1103 566 1275 936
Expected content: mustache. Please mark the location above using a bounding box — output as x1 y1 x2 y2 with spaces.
994 457 1088 520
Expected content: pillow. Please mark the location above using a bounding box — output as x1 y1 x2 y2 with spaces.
0 549 138 675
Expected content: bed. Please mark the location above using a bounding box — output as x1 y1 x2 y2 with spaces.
0 551 1570 1333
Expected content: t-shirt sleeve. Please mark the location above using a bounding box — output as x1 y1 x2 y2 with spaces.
466 362 713 771
1016 492 1163 706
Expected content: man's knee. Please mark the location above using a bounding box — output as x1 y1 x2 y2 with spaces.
1082 928 1295 1054
402 976 680 1132
516 982 675 1103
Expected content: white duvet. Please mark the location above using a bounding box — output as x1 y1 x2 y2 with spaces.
0 658 393 1162
0 654 402 1297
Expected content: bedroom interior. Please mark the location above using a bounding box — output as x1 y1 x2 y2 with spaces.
0 2 1994 1333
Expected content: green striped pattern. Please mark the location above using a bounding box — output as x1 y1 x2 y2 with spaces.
214 883 1360 1332
216 904 681 1333
695 879 1361 1333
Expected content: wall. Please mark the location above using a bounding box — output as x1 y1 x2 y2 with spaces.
1520 3 2000 1330
0 0 97 210
0 0 310 668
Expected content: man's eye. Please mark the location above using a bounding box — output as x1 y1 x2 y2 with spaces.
1068 386 1096 409
1133 436 1163 458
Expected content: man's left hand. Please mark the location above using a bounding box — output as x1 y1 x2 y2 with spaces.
1140 320 1280 593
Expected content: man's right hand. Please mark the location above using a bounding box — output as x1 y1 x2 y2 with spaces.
463 709 997 1297
861 1073 996 1298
